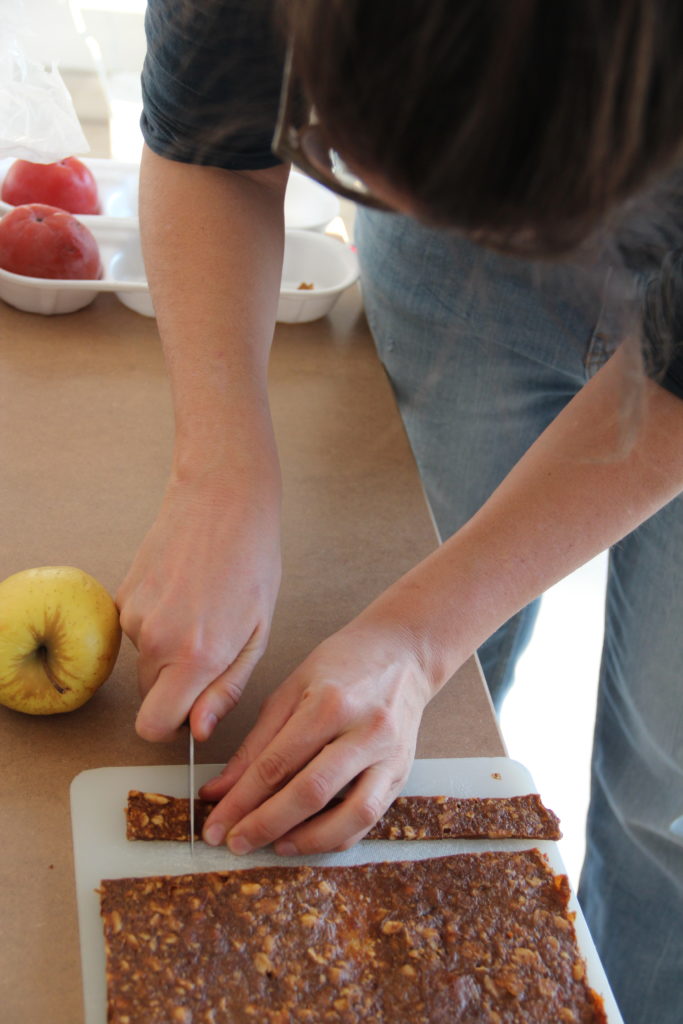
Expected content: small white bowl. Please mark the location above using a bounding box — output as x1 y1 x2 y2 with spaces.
277 230 358 323
284 171 340 232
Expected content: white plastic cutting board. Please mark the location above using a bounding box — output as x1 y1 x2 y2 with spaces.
70 757 623 1024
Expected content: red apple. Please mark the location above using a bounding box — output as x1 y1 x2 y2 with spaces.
0 204 102 280
1 157 101 215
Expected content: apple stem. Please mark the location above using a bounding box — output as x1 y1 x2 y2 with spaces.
37 645 69 694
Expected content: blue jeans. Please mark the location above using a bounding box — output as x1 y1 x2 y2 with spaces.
355 208 683 1024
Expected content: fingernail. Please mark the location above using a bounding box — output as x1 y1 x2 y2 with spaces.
204 822 227 846
276 841 297 857
227 833 252 855
201 713 218 739
199 775 223 793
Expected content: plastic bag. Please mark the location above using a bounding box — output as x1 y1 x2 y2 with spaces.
0 0 89 162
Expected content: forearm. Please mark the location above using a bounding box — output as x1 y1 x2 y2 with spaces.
121 148 288 738
139 145 288 487
361 344 683 690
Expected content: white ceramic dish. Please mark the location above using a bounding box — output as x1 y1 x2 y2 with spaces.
0 220 357 320
0 158 349 318
0 216 150 315
277 228 358 322
0 157 139 222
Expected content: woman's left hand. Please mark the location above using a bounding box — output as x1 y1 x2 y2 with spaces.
198 618 434 855
205 342 683 855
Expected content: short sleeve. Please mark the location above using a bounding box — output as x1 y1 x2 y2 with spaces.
642 248 683 399
140 0 285 170
659 351 683 399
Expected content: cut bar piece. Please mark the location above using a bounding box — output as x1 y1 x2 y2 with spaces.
99 849 606 1024
367 793 562 840
126 791 212 842
125 790 561 842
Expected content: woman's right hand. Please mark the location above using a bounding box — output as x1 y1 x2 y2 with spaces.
117 460 282 743
122 151 290 743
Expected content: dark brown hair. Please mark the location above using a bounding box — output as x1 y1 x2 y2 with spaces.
282 0 683 256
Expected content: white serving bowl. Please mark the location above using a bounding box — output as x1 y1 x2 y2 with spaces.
277 230 358 323
0 158 348 319
0 217 356 321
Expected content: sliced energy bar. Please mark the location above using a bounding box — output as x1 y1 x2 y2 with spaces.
368 793 561 840
126 790 561 843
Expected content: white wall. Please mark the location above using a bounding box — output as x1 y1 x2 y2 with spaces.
17 0 146 74
18 0 94 69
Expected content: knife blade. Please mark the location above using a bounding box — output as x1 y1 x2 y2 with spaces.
188 725 195 856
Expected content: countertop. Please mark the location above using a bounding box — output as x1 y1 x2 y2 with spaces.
0 287 504 1024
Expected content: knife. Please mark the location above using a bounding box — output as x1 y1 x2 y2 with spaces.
186 722 195 856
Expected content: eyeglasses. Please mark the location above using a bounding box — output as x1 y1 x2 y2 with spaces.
271 42 392 211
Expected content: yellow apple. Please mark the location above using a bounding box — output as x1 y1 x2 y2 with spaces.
0 565 121 715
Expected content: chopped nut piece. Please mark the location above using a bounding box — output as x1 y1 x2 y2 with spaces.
253 952 275 975
511 946 538 965
240 883 262 895
483 973 500 998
